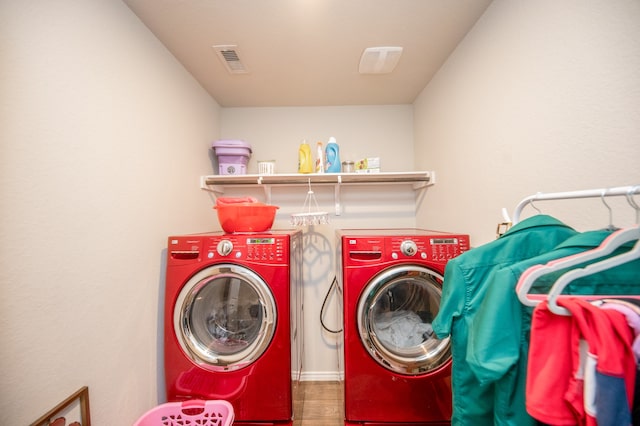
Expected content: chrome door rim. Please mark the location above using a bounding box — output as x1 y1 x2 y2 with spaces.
357 265 451 375
174 263 276 372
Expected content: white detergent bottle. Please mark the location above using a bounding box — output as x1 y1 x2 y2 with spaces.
325 137 341 173
315 141 325 173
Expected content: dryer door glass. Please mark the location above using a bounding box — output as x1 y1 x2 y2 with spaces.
174 264 276 372
357 265 450 375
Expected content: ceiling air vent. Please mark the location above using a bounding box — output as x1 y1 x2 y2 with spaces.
213 45 249 74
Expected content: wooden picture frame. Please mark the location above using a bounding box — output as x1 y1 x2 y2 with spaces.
30 386 91 426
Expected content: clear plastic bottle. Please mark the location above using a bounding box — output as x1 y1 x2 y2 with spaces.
315 141 325 173
298 140 313 173
325 137 341 173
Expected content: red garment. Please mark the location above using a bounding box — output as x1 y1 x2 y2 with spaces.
527 300 577 424
527 298 635 425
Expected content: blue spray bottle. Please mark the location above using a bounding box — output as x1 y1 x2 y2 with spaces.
325 137 341 173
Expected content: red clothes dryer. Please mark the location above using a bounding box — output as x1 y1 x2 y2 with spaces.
337 229 470 425
164 230 303 425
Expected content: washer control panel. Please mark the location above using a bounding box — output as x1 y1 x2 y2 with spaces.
210 236 288 262
168 233 290 264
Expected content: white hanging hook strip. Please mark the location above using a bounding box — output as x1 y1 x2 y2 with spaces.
291 178 329 227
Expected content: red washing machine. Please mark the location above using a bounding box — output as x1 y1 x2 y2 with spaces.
165 230 303 425
337 229 470 425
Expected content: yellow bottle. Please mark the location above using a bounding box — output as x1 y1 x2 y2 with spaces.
298 140 313 173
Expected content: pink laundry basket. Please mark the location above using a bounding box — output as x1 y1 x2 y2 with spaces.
133 399 234 426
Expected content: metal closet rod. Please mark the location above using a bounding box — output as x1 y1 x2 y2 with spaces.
512 184 640 224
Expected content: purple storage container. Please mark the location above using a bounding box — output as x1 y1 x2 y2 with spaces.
211 139 252 175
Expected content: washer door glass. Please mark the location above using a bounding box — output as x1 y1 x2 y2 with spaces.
174 264 276 372
357 265 450 375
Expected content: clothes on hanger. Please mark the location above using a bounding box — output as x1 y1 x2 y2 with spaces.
523 230 640 425
584 299 640 426
437 186 640 425
432 215 577 425
460 228 640 425
464 230 616 424
527 298 636 425
597 299 640 360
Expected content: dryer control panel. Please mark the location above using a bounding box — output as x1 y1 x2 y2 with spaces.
390 236 469 262
424 236 469 262
340 229 470 266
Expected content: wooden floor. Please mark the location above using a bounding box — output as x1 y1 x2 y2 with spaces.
293 381 344 426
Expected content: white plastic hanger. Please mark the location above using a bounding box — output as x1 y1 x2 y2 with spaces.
546 226 640 315
516 225 640 308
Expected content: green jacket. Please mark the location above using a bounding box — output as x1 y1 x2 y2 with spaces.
432 215 577 425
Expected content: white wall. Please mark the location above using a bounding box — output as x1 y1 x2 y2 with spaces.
414 0 640 245
219 105 415 175
219 106 418 379
4 0 640 424
0 1 219 424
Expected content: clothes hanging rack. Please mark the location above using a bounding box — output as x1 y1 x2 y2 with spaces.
511 184 640 225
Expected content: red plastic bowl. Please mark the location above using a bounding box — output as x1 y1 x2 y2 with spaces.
214 202 279 233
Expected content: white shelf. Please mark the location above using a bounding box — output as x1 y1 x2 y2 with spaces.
200 171 435 215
